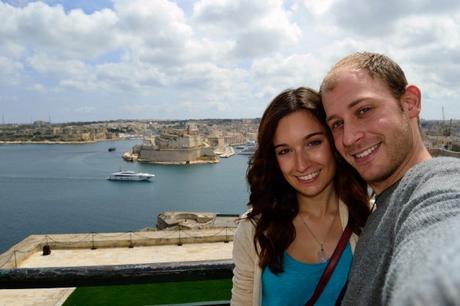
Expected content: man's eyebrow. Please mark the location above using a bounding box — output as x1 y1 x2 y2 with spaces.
273 132 324 149
326 114 339 123
349 98 366 108
326 98 367 122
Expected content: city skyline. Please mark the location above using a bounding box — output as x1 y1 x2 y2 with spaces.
1 0 460 123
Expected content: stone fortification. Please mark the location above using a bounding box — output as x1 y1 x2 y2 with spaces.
157 211 216 230
125 125 219 164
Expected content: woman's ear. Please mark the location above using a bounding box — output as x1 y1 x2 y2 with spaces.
401 85 422 118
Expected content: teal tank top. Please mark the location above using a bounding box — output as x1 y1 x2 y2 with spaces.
262 243 352 306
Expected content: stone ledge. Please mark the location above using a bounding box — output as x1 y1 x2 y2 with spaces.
0 228 236 270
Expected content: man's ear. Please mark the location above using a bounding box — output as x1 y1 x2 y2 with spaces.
401 85 421 118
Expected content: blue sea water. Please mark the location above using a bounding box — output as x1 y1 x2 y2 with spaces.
0 140 250 253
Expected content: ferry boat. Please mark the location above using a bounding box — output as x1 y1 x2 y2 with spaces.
107 170 155 181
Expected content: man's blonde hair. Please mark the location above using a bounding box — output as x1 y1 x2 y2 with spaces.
320 52 408 101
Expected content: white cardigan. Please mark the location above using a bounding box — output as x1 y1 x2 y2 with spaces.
231 200 358 306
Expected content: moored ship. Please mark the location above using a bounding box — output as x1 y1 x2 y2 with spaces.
107 170 155 181
237 141 257 155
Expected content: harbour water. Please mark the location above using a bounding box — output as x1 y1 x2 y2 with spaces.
0 140 250 253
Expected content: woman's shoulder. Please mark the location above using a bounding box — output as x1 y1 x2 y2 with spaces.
235 210 258 237
236 211 256 226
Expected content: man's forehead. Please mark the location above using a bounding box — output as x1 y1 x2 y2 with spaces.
327 67 368 88
321 69 370 118
323 67 379 104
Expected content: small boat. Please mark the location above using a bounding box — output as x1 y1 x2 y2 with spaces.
237 141 257 155
108 147 116 152
107 170 155 181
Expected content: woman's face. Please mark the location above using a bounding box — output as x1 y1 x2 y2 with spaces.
273 110 336 199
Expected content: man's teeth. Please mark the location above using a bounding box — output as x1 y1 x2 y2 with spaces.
298 171 320 181
355 144 378 158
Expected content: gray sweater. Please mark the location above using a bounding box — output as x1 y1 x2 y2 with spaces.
342 157 460 306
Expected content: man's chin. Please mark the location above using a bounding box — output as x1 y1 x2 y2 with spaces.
361 171 395 190
357 169 381 184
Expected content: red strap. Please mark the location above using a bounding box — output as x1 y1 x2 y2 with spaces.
305 223 353 306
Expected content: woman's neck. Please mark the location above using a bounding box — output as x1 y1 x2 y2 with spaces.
296 186 339 218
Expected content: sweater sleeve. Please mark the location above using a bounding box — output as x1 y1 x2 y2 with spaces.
389 217 460 306
231 219 258 306
383 158 460 305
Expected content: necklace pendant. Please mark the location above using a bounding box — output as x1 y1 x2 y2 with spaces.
318 246 329 262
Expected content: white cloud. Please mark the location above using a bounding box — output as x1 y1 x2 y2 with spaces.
327 0 457 37
27 54 89 75
30 83 46 92
114 0 208 67
0 56 24 86
1 0 460 121
0 41 25 59
0 2 119 59
193 0 301 58
250 53 327 98
301 0 336 16
115 0 191 46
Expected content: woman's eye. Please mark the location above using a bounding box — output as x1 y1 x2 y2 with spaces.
276 148 290 156
308 140 322 146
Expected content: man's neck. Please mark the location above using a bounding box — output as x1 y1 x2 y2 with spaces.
371 145 432 195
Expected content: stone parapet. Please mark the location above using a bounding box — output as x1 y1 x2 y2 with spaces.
0 228 236 270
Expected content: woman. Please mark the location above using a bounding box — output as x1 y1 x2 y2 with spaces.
231 87 370 306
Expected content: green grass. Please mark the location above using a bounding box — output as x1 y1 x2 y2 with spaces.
63 279 232 306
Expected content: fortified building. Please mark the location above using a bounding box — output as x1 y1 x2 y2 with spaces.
126 124 219 164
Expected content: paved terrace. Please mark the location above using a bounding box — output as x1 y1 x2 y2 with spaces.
0 228 236 306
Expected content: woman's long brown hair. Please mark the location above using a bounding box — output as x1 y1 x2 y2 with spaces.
246 87 370 274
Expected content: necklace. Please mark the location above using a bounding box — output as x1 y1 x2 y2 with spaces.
300 207 339 262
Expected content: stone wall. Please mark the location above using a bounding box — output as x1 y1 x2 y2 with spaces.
138 146 202 163
0 228 236 269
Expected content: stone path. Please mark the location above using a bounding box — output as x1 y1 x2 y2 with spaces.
20 241 233 268
0 288 74 306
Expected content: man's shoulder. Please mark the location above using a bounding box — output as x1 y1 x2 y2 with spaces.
402 157 460 187
382 157 460 214
411 156 460 172
389 157 460 225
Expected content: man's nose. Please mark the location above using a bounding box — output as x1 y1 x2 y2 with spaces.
342 122 364 147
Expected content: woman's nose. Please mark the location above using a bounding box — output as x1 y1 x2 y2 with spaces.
294 151 310 172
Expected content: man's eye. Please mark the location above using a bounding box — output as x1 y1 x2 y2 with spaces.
330 120 343 130
358 107 371 115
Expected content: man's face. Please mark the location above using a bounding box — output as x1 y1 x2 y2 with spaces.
322 68 414 192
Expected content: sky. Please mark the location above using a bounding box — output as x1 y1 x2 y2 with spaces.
1 0 460 123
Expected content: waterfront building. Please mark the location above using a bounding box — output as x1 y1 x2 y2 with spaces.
128 125 219 164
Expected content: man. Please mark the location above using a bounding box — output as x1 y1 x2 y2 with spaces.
320 52 460 305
